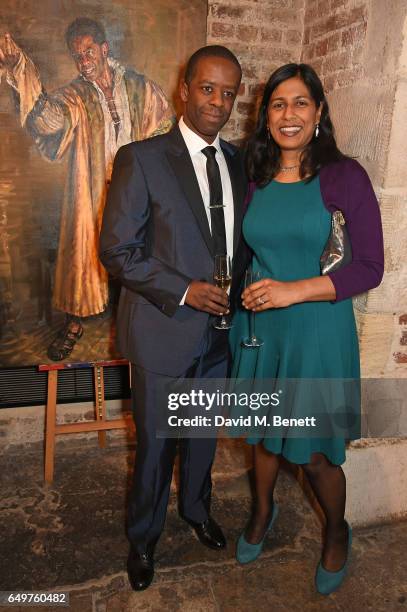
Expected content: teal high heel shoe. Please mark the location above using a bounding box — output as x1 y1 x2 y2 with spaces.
315 522 352 595
236 503 279 564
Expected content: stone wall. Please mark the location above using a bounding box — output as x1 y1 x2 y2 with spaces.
301 0 407 377
302 0 368 92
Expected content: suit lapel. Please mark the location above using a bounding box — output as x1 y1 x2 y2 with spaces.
166 127 214 257
222 143 245 256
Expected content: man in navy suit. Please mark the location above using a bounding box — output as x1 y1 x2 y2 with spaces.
100 45 247 590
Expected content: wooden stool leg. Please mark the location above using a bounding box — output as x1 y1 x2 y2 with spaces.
44 370 58 484
94 365 107 448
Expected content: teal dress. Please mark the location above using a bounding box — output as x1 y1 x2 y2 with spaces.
229 178 360 466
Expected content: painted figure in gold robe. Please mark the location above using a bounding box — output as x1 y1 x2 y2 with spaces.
0 18 174 360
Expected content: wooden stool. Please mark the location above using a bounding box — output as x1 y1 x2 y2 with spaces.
40 360 131 483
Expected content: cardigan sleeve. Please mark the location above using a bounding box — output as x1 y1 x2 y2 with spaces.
327 161 384 302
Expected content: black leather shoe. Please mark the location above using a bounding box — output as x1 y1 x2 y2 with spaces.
186 517 226 550
127 549 154 591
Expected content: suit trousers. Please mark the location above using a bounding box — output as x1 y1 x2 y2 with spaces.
127 321 230 553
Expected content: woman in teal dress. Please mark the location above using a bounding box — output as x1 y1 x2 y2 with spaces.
230 63 384 595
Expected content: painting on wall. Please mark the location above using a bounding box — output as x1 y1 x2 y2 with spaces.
0 0 207 366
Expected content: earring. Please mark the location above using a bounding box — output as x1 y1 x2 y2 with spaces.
266 126 271 141
315 123 320 138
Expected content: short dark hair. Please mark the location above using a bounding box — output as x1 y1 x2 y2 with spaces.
246 63 347 186
65 18 107 51
184 45 242 84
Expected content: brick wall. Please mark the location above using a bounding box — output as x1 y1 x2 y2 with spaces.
301 0 368 91
207 0 305 142
207 0 370 140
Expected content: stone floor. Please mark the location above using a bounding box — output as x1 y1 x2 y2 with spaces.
0 438 406 611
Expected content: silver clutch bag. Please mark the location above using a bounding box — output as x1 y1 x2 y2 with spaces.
320 210 352 275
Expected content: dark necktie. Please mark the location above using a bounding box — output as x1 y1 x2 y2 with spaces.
201 146 227 255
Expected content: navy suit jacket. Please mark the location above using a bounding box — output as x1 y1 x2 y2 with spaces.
100 126 249 376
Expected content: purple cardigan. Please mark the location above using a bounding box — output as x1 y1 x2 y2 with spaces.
245 159 384 302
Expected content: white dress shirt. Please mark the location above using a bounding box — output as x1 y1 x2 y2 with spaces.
178 116 235 305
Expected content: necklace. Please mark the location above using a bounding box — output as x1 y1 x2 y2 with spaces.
279 164 300 172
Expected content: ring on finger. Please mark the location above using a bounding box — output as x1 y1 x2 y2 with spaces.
257 296 265 305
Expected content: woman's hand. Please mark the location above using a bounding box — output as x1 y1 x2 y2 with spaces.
241 275 337 310
242 278 300 310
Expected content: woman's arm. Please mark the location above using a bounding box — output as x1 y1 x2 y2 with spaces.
325 160 384 302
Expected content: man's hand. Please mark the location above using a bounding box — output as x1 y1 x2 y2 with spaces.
185 281 229 315
0 33 21 70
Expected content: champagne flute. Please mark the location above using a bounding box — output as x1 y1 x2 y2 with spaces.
242 266 264 347
213 255 232 330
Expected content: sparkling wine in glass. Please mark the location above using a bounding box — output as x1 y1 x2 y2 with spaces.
242 267 264 347
213 255 232 330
